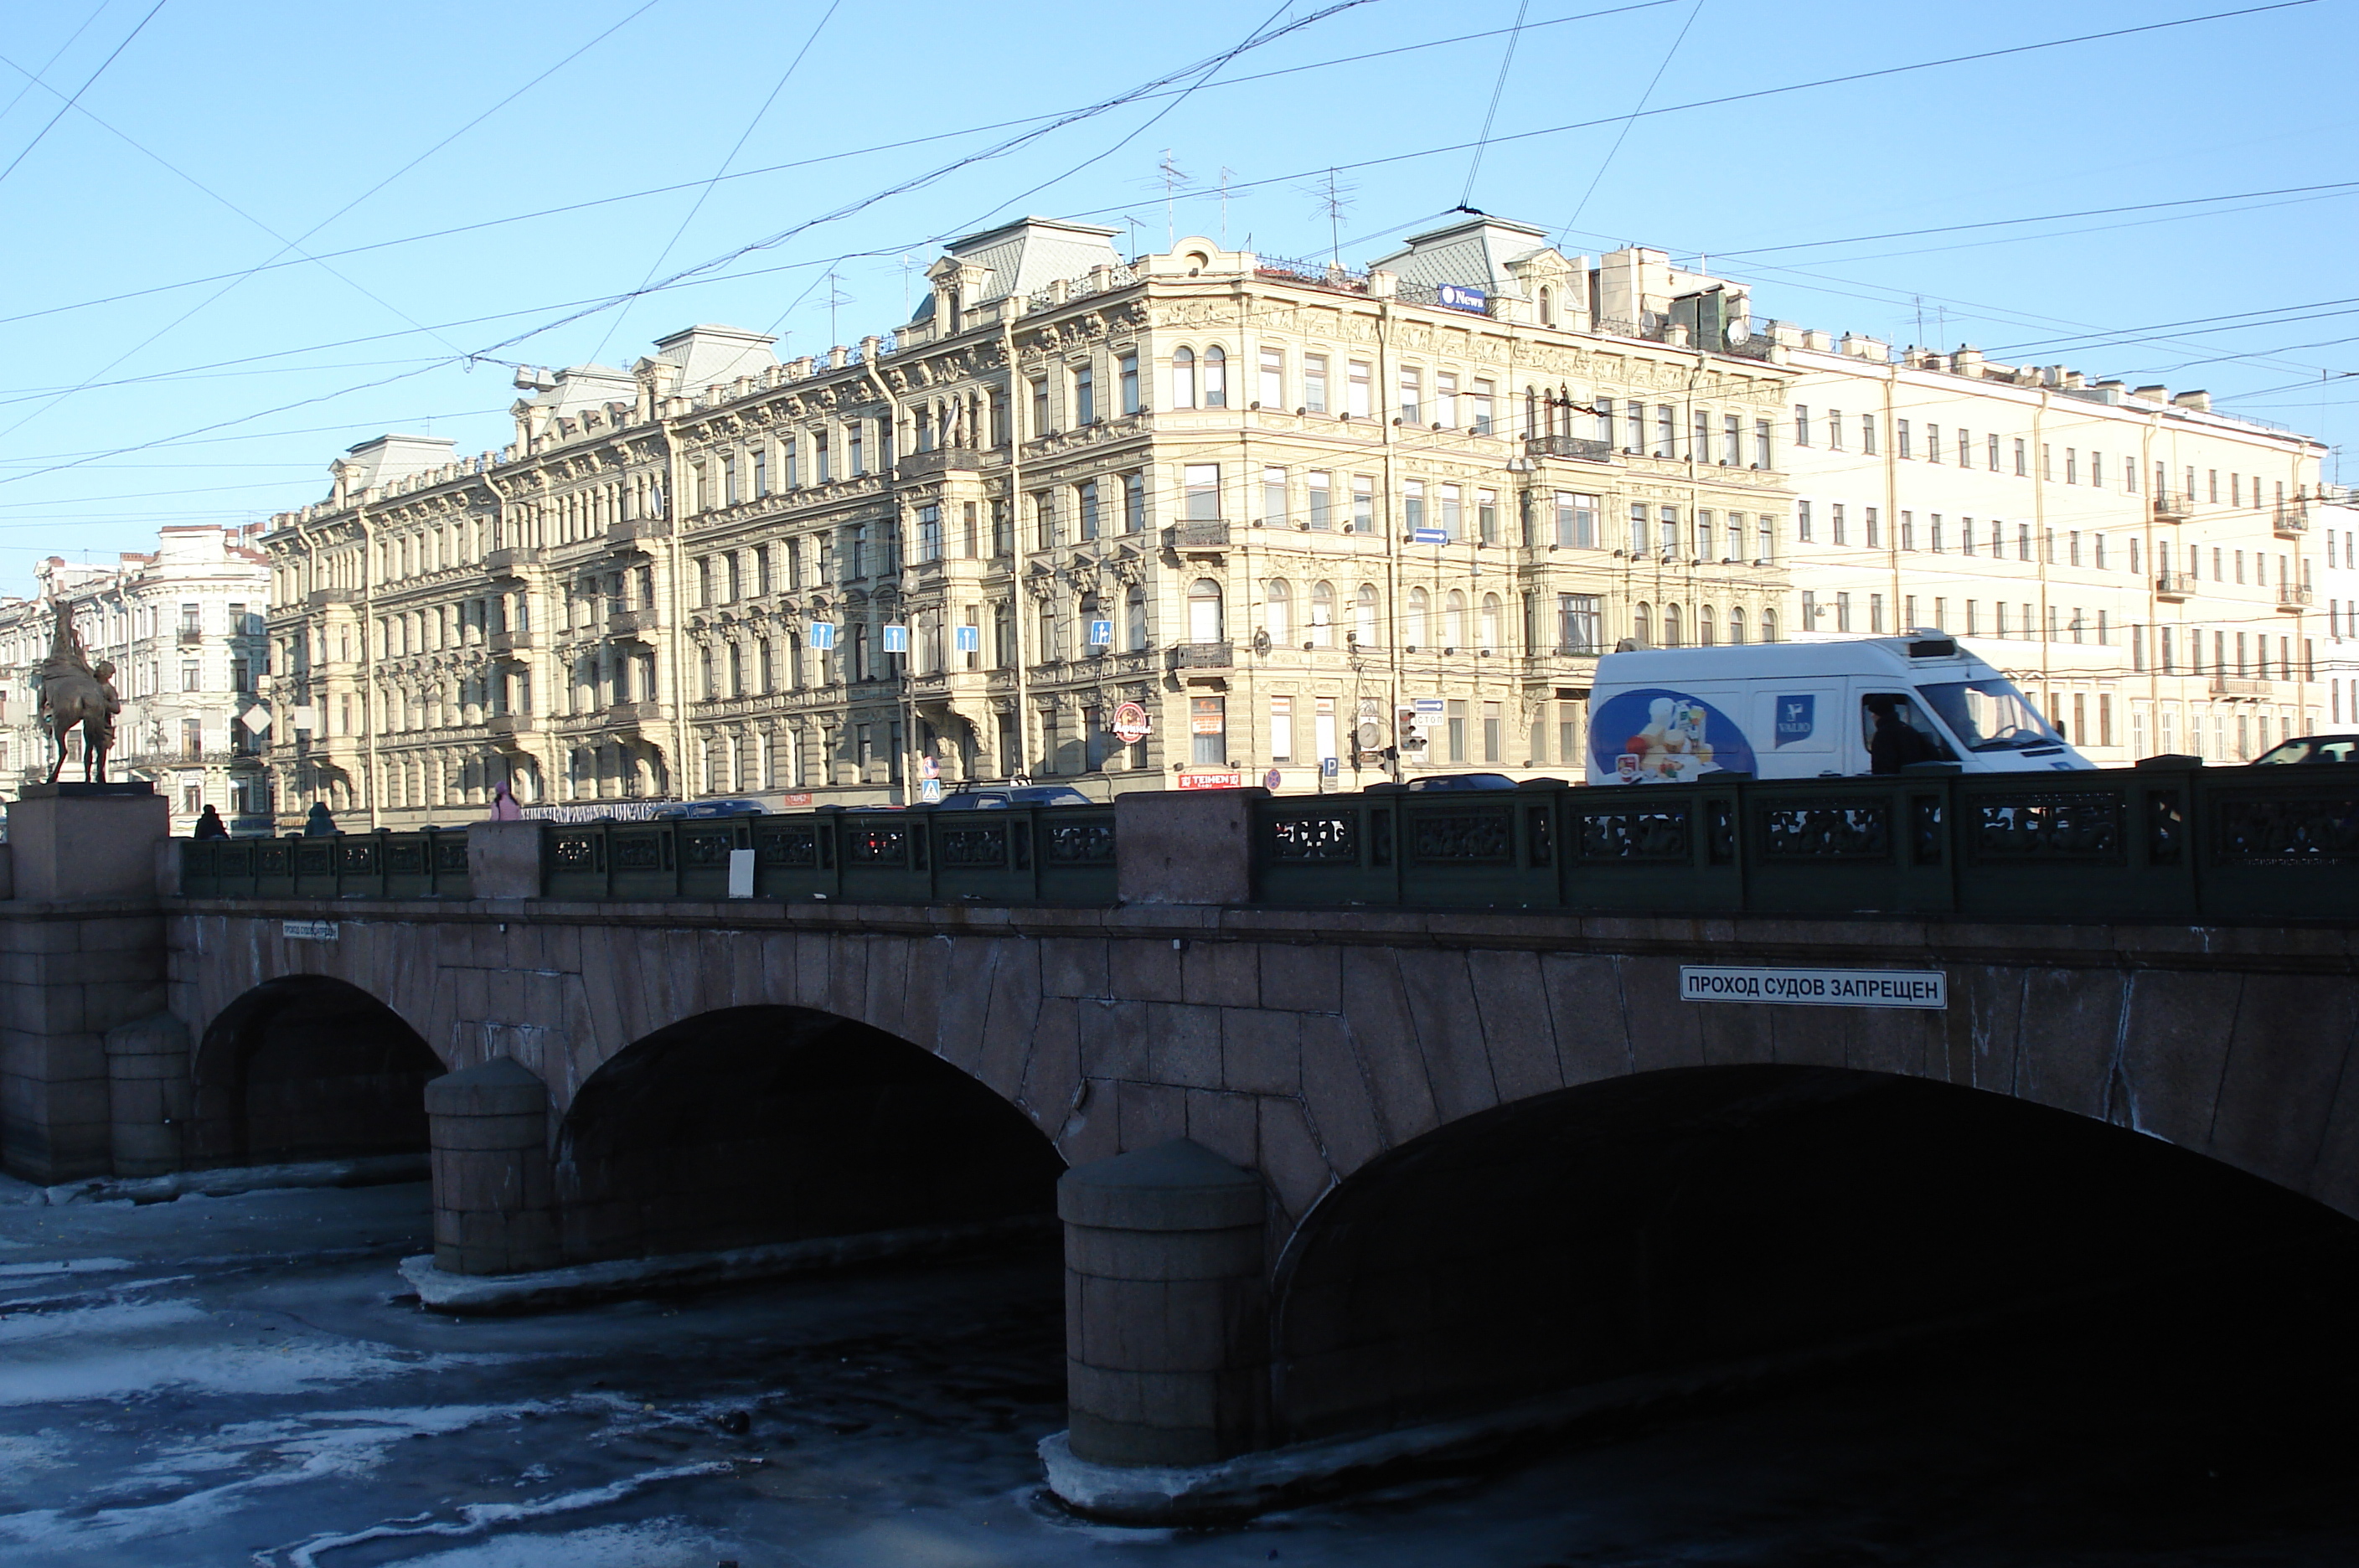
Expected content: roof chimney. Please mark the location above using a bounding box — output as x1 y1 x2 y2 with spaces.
2171 389 2212 412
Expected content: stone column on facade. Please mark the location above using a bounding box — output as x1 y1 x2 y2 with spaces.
425 1055 559 1277
102 1012 191 1178
1060 1138 1269 1466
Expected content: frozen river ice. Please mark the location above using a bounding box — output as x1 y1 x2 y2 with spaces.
3 1178 2358 1565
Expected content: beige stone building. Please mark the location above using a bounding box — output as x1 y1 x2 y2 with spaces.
0 525 273 829
260 216 1798 823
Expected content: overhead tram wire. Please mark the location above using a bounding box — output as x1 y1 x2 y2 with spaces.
588 0 844 364
1459 0 1536 209
0 0 1683 333
1556 0 1704 240
0 0 669 444
0 0 168 190
0 2 116 126
3 4 2324 495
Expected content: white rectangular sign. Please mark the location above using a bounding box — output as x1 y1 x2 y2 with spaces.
1680 965 1946 1009
282 920 340 942
726 848 756 900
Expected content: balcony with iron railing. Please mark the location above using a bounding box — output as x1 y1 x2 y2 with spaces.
2212 676 2272 698
1169 641 1234 671
2152 492 2193 524
1524 434 1616 465
2279 584 2314 611
2274 502 2310 539
1165 518 1231 551
2155 571 2195 600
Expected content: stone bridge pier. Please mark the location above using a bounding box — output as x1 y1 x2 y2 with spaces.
8 792 2359 1521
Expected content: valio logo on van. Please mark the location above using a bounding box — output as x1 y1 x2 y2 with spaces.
1774 694 1815 747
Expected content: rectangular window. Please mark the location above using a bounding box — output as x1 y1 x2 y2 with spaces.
1447 699 1468 762
1191 695 1226 766
1926 423 1941 462
1402 479 1426 534
1835 592 1852 633
753 448 769 496
1692 409 1710 461
1351 476 1374 533
1262 467 1286 529
1184 464 1220 520
1303 353 1329 414
1829 408 1845 451
1471 379 1494 434
1477 488 1500 546
1556 493 1597 549
2015 438 2027 476
1259 347 1283 409
1930 513 1944 553
1030 377 1050 436
1898 510 1914 551
1794 405 1811 446
1629 503 1649 554
2042 444 2053 481
816 431 832 483
2069 530 2082 566
1594 396 1614 444
1307 471 1333 530
1987 433 2000 472
1722 414 1741 466
1755 419 1772 468
1079 480 1101 541
1957 429 1970 467
2019 524 2032 561
1347 360 1371 418
1559 593 1602 655
1897 420 1912 459
849 421 866 476
1270 695 1293 762
1860 413 1876 455
1833 503 1848 546
1398 367 1422 424
1075 364 1096 426
1436 372 1458 430
2090 451 2103 488
2066 448 2078 483
1438 483 1462 541
1654 405 1675 458
1798 500 1814 543
1120 353 1139 414
1483 700 1502 763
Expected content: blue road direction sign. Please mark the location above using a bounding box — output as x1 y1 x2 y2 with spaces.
882 624 908 653
1411 527 1449 545
808 622 836 650
954 625 981 652
1089 619 1113 646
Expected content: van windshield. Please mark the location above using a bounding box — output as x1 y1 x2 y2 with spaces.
1917 679 2062 753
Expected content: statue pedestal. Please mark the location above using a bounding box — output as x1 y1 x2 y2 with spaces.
6 787 169 901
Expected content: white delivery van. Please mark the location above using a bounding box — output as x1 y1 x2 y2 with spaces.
1586 634 2094 782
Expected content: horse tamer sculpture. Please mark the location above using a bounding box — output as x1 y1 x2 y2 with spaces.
36 614 121 784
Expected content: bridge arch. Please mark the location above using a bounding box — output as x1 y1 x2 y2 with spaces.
188 974 443 1170
554 1003 1066 1264
1267 1063 2351 1445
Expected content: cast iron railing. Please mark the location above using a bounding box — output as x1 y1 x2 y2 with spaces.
178 828 474 900
1252 766 2359 922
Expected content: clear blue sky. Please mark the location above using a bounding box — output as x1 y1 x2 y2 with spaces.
0 0 2351 586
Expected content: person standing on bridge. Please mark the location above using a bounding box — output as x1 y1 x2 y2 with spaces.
487 781 523 821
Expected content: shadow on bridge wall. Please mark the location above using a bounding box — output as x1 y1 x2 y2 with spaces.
188 976 444 1170
555 1004 1067 1264
1269 1064 2355 1445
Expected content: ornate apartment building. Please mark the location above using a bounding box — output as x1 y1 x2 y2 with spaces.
255 213 2335 827
260 216 1796 825
0 524 273 830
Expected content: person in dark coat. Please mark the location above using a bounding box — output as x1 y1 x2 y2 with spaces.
1866 695 1942 775
192 804 228 839
302 802 339 836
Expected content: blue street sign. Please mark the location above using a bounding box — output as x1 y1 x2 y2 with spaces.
1412 527 1449 545
809 622 836 650
1088 619 1113 647
1321 756 1340 777
882 624 909 652
954 625 981 652
1436 281 1488 313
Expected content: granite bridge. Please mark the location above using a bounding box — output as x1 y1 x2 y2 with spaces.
3 768 2356 1515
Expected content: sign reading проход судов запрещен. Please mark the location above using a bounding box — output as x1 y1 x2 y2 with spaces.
1679 965 1947 1009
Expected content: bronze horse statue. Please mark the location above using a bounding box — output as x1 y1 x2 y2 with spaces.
36 615 121 784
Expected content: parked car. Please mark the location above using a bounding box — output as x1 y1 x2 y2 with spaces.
1406 772 1520 792
2252 734 2359 765
933 784 1097 810
648 798 765 819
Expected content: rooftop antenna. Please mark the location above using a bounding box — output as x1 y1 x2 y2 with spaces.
826 269 851 346
1303 168 1355 268
1219 166 1235 245
901 252 917 316
1158 151 1188 248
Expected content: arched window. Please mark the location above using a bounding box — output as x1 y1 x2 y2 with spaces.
1355 583 1380 647
1172 348 1197 410
1479 593 1502 652
1266 580 1292 644
1127 585 1149 650
1727 606 1747 645
1202 345 1227 408
1539 286 1555 327
1634 601 1652 647
1664 602 1684 647
1309 580 1335 646
1187 577 1223 643
1698 605 1716 647
1407 586 1429 647
1444 590 1467 650
1762 607 1778 643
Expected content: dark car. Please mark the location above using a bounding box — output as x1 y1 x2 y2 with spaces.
1406 772 1520 792
933 784 1098 810
648 798 764 819
2253 735 2359 766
